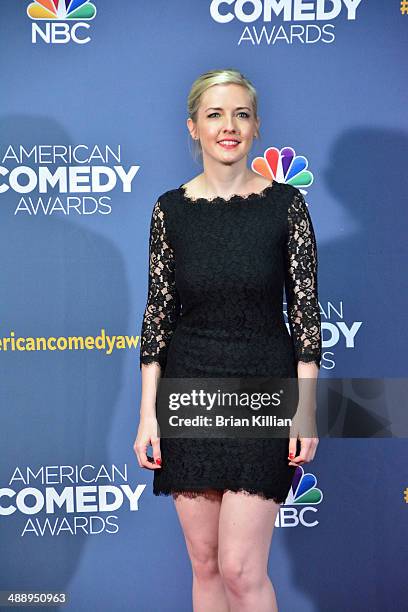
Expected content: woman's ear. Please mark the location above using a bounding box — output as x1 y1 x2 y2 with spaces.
187 117 197 141
255 117 261 139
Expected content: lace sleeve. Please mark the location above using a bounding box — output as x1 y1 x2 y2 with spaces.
139 199 180 372
284 190 322 370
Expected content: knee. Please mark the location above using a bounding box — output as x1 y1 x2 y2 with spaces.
188 540 220 582
219 554 263 596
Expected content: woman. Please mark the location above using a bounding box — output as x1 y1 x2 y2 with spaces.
134 68 322 612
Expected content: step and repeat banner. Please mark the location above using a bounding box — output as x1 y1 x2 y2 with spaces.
1 2 407 611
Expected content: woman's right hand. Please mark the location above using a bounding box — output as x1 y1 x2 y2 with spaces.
133 416 162 470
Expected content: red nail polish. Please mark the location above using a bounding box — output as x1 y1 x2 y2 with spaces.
289 453 294 458
156 458 162 465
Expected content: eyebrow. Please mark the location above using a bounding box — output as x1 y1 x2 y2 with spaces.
204 106 252 112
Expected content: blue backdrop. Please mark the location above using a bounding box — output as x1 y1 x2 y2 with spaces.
0 1 407 610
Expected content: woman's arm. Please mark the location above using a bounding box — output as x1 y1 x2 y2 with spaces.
284 189 322 464
135 199 180 468
139 198 180 415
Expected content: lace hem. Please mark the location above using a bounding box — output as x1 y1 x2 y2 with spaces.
154 485 289 504
178 180 277 205
139 356 163 371
297 354 321 370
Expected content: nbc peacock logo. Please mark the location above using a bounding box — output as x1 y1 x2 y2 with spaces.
277 466 323 528
27 0 96 20
251 146 314 196
286 465 323 505
27 0 97 44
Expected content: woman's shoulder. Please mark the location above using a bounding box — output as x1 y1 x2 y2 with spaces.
154 176 203 211
152 186 183 213
156 176 202 205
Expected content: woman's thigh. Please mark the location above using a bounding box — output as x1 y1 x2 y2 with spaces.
218 491 281 576
173 490 223 567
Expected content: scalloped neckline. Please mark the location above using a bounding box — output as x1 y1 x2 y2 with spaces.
178 180 278 204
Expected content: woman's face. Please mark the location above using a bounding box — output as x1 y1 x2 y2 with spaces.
188 83 260 164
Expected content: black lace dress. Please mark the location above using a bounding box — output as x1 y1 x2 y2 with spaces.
139 180 322 503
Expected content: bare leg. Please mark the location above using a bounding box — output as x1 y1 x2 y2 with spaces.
218 491 281 612
173 490 230 612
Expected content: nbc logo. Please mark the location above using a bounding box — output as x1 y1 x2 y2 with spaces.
276 466 323 528
27 0 97 45
251 146 314 196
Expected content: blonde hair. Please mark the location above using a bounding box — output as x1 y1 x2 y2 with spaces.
187 68 260 163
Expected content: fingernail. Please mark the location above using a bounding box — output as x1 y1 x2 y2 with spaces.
156 458 162 465
289 453 294 458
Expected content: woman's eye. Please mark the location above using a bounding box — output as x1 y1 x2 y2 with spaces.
207 112 250 118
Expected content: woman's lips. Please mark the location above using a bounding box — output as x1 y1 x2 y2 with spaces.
217 141 240 150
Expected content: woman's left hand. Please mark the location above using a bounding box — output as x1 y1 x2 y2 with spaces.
288 410 319 466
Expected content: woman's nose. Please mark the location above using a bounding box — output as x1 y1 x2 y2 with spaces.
222 119 238 133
